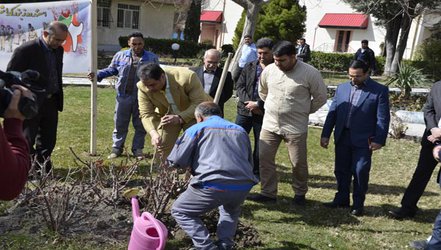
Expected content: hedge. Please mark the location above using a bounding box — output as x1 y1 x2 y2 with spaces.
309 51 384 75
118 36 214 58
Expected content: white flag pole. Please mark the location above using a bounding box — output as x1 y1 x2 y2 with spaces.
213 52 233 104
90 0 97 155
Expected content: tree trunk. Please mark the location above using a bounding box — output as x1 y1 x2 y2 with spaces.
383 14 402 76
229 0 262 72
391 12 413 74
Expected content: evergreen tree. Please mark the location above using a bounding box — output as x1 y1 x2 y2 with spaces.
232 11 246 49
233 0 306 48
184 0 201 43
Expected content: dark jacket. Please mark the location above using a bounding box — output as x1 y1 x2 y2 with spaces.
421 81 441 147
354 47 377 73
190 66 233 113
235 60 264 116
7 38 64 111
321 77 390 147
296 43 311 63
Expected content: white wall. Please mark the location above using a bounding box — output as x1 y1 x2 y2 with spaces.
301 0 386 56
98 0 176 52
202 0 243 45
222 0 243 45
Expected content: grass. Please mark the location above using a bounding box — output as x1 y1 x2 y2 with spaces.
1 85 440 249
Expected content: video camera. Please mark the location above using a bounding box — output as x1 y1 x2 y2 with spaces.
0 69 41 119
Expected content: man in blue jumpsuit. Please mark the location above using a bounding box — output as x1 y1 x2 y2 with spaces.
168 102 258 250
89 32 159 159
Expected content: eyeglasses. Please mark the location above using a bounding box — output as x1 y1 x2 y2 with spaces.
206 61 219 65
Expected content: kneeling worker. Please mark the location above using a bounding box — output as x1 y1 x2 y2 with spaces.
168 102 258 250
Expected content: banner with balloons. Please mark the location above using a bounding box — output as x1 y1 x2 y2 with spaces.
0 0 91 73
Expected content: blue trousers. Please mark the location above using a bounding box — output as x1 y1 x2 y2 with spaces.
334 130 372 209
427 209 441 249
112 94 146 153
171 185 249 250
235 113 262 175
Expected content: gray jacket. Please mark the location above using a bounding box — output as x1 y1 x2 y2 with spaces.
167 115 258 186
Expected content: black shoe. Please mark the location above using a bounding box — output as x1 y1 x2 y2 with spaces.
350 208 364 216
388 208 416 220
292 195 306 206
247 193 276 203
409 240 428 249
215 240 232 250
323 201 350 208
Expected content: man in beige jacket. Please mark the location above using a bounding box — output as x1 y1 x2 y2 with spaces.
137 63 211 158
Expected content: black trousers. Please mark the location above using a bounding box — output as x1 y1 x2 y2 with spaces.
401 130 439 212
235 113 263 175
23 96 59 164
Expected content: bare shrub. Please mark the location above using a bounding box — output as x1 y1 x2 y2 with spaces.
24 166 102 234
141 166 189 220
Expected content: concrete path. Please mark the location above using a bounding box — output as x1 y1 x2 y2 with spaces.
309 100 425 139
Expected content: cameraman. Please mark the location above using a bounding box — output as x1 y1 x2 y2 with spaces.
0 85 31 200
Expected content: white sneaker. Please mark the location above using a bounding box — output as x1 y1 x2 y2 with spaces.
107 152 120 159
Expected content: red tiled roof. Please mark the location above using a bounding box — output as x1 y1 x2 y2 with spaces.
318 13 369 29
200 11 223 23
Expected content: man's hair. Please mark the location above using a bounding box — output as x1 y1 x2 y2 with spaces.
138 63 164 80
204 49 221 60
244 34 252 39
361 39 369 44
128 32 144 40
256 37 274 49
349 60 369 73
299 38 306 42
272 40 296 57
195 102 222 118
46 21 68 35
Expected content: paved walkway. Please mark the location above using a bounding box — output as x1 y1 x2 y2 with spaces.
309 100 425 139
63 76 426 139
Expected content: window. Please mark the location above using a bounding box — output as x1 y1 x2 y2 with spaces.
117 4 140 29
98 0 111 27
335 30 351 52
97 7 110 27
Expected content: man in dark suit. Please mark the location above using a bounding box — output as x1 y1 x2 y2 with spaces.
190 49 233 114
235 37 273 176
296 38 311 63
389 81 441 220
354 40 377 75
321 60 390 216
7 21 68 172
409 143 441 249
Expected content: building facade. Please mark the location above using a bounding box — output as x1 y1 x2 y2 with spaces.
201 0 440 59
97 0 189 52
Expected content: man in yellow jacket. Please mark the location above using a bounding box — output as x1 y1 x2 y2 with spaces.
137 63 212 158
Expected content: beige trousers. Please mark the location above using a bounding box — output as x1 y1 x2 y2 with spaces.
155 119 196 159
259 129 308 198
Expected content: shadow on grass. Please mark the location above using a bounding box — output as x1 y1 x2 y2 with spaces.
277 170 438 197
261 242 318 250
380 204 441 224
242 194 361 227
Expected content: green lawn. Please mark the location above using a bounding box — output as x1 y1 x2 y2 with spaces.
2 85 440 249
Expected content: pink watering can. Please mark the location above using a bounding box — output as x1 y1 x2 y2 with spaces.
128 197 168 250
